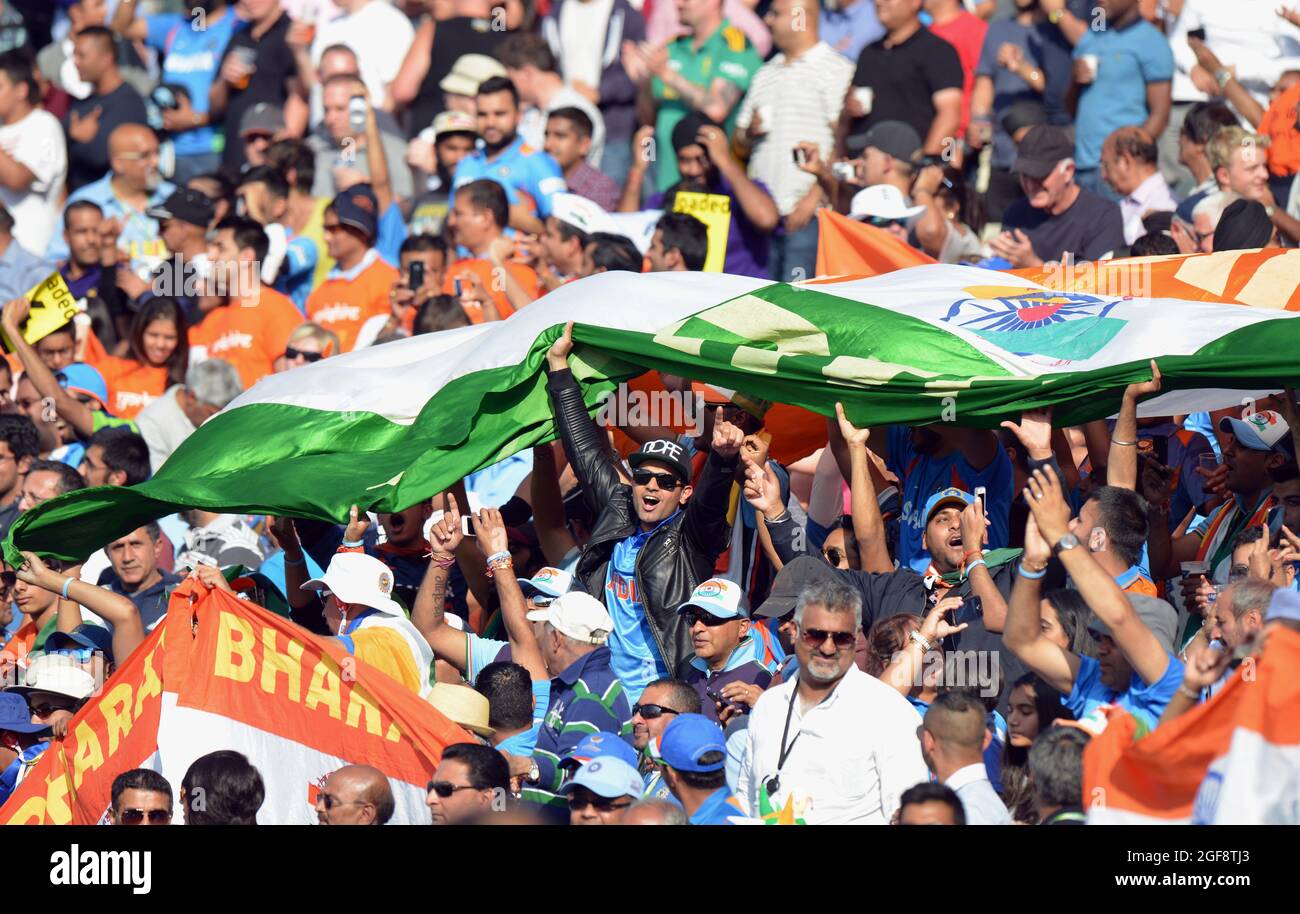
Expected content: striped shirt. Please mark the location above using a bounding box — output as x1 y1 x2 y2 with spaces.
735 41 854 215
523 646 635 811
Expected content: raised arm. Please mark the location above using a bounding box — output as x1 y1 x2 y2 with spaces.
697 126 778 233
1000 512 1080 694
741 453 796 568
1108 360 1161 491
471 507 547 682
390 16 435 108
879 595 966 696
832 403 892 573
529 442 578 566
109 0 149 40
2 299 98 439
960 496 1008 632
681 408 742 554
410 496 470 672
21 551 146 665
270 515 331 635
546 322 626 508
1025 466 1172 685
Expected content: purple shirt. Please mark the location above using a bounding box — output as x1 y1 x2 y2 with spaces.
566 160 621 212
647 172 771 278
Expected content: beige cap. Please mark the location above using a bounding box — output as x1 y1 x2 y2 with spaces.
425 682 495 738
439 54 508 97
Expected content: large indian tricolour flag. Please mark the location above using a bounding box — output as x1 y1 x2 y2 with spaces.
7 264 1300 562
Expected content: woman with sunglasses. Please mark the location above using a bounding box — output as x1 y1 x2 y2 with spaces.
276 322 340 373
96 296 189 420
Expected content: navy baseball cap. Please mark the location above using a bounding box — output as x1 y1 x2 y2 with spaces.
0 692 51 736
146 187 215 228
652 713 726 773
559 730 639 771
47 625 113 655
330 183 379 242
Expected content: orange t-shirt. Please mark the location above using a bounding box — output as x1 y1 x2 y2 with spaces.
305 252 398 351
442 259 540 324
1258 82 1300 177
189 288 304 389
95 355 170 419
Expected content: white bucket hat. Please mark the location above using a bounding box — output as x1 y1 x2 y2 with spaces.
303 552 404 616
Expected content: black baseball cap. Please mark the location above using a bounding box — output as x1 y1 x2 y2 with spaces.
627 438 693 483
753 555 843 619
846 120 921 162
330 183 379 242
1011 124 1075 179
146 187 215 228
1001 99 1047 138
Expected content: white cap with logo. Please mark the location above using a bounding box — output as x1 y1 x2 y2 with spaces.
6 653 96 701
551 193 617 236
526 592 613 645
302 552 404 616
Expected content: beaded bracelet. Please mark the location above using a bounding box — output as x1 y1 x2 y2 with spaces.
485 551 513 579
431 554 456 569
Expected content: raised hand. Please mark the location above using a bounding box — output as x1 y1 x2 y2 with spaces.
16 551 60 591
1023 466 1072 544
1124 359 1162 402
547 321 574 371
711 406 743 459
471 506 509 557
959 496 989 555
343 504 370 544
1023 513 1051 567
999 407 1053 460
268 515 301 555
834 401 870 448
428 494 464 558
921 595 968 643
741 454 783 518
189 562 233 593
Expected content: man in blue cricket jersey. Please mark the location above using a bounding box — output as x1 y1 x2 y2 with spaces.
451 75 567 236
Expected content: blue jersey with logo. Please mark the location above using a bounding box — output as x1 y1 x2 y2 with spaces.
1067 652 1184 733
887 426 1013 574
603 522 671 702
451 135 566 220
145 10 244 158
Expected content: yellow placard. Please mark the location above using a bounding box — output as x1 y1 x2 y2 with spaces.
2 272 79 353
672 191 731 273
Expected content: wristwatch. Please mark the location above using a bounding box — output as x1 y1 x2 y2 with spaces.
1215 68 1233 89
1048 8 1065 24
1053 532 1081 555
527 760 540 784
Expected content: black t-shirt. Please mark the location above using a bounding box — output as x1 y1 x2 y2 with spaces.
217 11 295 172
405 17 508 138
849 27 963 143
1002 189 1126 264
66 82 149 192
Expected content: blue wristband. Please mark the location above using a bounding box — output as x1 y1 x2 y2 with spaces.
965 557 987 576
61 577 73 599
486 550 511 564
1018 562 1047 580
341 539 364 548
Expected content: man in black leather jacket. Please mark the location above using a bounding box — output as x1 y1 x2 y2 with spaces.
546 322 742 698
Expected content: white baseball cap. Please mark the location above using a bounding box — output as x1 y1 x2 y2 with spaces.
302 552 404 616
551 193 616 236
526 592 613 645
676 577 748 619
849 184 926 222
518 566 574 599
6 653 96 701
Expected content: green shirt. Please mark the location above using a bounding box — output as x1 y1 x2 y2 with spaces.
92 412 140 434
651 19 762 191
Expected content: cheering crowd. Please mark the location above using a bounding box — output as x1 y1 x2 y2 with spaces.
0 0 1298 825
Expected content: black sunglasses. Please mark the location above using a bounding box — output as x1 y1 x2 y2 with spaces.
119 808 171 825
568 792 634 812
427 781 478 798
683 609 733 628
632 470 683 490
284 346 324 363
29 701 74 718
822 546 844 566
632 702 680 719
799 627 856 649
